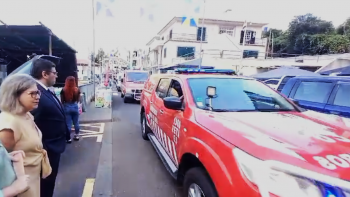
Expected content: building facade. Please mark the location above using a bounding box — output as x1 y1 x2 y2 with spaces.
145 17 269 69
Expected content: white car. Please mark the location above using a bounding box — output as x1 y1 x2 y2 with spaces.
263 79 279 90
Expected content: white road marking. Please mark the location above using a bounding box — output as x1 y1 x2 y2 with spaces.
97 123 105 142
78 123 105 142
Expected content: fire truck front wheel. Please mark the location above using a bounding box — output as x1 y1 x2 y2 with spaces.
183 167 218 197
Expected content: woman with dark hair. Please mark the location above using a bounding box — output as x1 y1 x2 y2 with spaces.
60 76 81 141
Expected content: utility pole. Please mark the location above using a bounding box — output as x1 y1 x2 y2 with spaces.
91 0 96 95
265 30 272 59
239 21 248 71
271 33 274 59
198 0 206 69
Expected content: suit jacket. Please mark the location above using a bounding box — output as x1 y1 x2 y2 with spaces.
31 84 70 154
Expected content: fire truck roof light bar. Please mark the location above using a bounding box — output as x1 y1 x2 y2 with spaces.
174 68 235 75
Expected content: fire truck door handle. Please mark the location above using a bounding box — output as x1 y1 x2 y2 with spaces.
159 109 164 114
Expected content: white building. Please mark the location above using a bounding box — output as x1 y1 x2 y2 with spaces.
145 16 269 70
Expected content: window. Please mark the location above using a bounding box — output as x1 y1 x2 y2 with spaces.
277 76 294 92
333 84 350 107
169 30 173 39
294 81 333 103
197 27 206 41
187 78 296 111
243 50 258 58
240 30 256 44
156 78 171 98
219 26 235 36
177 47 195 58
145 75 160 91
167 80 184 98
126 72 149 82
164 48 167 58
264 79 279 85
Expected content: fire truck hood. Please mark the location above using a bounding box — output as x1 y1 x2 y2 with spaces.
195 110 350 180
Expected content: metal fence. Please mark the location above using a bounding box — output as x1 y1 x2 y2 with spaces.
78 82 97 112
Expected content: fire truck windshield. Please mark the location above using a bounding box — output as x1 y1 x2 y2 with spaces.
126 72 149 82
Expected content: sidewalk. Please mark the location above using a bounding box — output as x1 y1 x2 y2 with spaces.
79 102 113 124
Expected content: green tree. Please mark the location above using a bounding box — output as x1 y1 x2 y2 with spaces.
262 28 283 38
266 13 350 55
336 17 350 35
287 13 334 54
94 48 106 64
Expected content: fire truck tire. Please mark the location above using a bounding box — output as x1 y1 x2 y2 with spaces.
141 112 150 140
183 167 218 197
121 92 124 98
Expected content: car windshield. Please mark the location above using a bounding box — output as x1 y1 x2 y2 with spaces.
9 59 33 75
188 78 297 112
126 72 148 82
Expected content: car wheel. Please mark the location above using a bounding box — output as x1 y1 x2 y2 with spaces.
141 112 151 140
183 167 218 197
123 97 129 103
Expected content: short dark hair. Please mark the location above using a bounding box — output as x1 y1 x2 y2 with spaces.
30 58 56 80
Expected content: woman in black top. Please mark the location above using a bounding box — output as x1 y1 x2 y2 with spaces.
60 76 81 141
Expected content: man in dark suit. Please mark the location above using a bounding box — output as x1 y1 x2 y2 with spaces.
30 58 71 197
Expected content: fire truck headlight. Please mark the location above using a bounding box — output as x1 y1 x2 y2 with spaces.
233 148 322 197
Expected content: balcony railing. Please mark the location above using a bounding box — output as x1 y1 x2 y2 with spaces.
240 38 267 46
166 33 207 42
172 56 195 64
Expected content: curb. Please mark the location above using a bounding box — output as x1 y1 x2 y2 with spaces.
92 121 113 196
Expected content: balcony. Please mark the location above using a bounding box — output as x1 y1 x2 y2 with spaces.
240 38 267 46
148 39 164 51
166 33 207 42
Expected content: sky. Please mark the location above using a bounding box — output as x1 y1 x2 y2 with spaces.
0 0 349 59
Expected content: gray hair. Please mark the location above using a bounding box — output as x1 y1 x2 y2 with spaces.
0 74 37 114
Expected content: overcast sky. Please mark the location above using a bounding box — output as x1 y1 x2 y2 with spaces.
0 0 349 58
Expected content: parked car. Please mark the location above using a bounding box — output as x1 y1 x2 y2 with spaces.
116 73 123 92
140 68 350 197
263 75 295 91
121 70 149 103
281 76 350 118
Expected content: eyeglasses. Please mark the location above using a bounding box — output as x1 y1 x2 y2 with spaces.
50 71 58 76
28 90 41 98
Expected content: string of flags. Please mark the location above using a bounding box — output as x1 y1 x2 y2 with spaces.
181 0 202 27
96 0 115 17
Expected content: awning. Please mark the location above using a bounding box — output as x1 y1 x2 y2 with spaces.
0 24 76 63
250 66 320 80
0 23 77 74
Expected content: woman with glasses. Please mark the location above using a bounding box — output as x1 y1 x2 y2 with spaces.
0 74 52 197
60 76 81 141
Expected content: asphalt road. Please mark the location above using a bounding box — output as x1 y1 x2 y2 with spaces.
111 93 183 197
54 123 105 197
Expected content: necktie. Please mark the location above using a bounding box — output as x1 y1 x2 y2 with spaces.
48 89 60 106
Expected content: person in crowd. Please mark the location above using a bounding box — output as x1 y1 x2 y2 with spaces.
0 74 52 197
30 59 70 197
0 148 29 197
60 76 81 141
